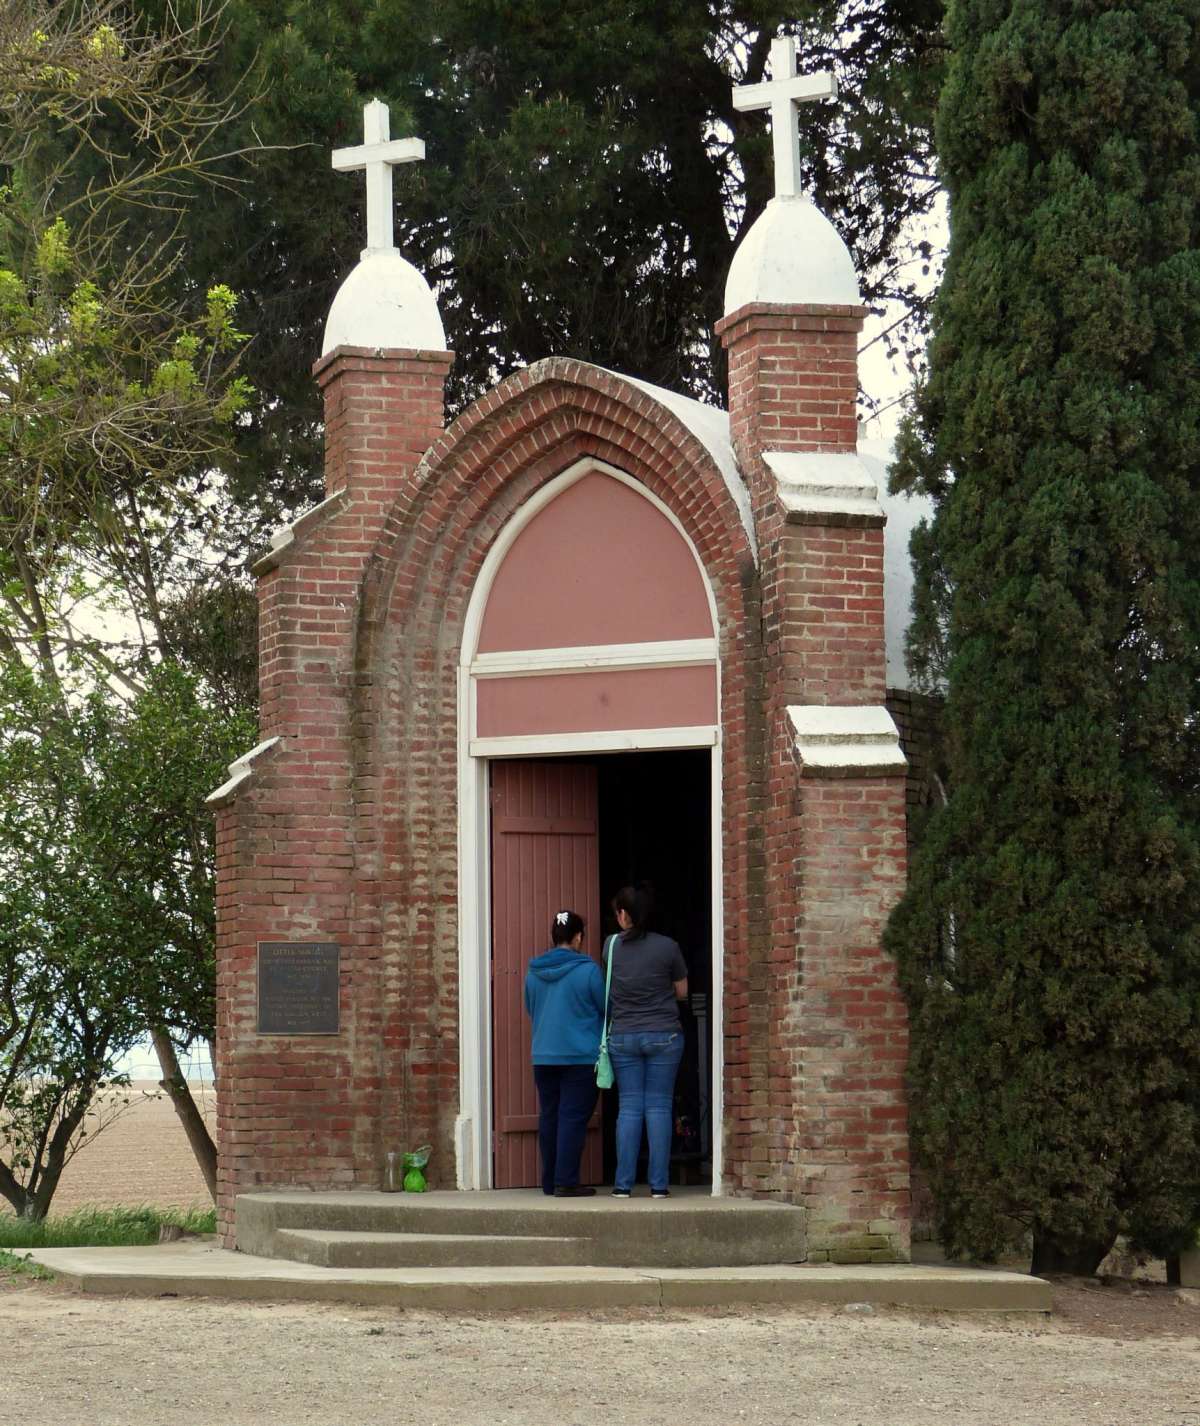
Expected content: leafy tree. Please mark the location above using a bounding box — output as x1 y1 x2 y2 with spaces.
0 0 256 689
93 663 256 1196
886 0 1200 1273
0 0 261 1198
127 0 945 523
0 662 252 1215
0 217 252 684
0 665 142 1218
160 579 260 718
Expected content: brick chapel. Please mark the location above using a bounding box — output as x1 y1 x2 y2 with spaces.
209 37 934 1261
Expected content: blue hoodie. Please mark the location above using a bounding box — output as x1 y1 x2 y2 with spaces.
523 948 607 1065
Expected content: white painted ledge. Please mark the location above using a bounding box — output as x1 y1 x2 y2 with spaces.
765 451 884 523
206 736 283 807
470 638 718 679
470 726 718 759
787 705 907 776
252 489 347 576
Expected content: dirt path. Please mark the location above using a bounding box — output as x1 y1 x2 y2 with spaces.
5 1088 1198 1423
3 1275 1198 1426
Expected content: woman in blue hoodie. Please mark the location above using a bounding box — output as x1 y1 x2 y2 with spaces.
524 910 606 1197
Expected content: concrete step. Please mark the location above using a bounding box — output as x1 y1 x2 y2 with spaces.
23 1241 1054 1314
275 1228 590 1269
236 1189 808 1269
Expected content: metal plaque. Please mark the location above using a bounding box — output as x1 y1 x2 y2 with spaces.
256 941 340 1035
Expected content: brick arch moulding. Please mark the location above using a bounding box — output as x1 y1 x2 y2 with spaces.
346 359 766 1194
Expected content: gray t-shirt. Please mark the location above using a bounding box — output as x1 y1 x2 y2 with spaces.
604 931 688 1032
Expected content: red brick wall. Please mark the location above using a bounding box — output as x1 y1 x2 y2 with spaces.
788 770 910 1260
213 353 764 1241
778 525 887 705
719 305 861 461
354 360 764 1204
717 300 911 1259
213 316 911 1259
212 347 451 1242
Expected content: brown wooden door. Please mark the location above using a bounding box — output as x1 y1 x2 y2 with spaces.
490 760 601 1188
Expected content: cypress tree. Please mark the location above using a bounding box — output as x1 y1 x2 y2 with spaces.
887 0 1200 1273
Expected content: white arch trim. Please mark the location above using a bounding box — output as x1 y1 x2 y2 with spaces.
460 457 720 667
455 456 726 1196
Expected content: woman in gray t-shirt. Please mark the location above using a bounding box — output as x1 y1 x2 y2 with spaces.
604 884 688 1198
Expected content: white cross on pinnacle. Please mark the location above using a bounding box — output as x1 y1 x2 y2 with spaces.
332 99 425 256
732 36 836 201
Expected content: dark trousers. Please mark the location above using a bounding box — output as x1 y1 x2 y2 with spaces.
533 1064 597 1193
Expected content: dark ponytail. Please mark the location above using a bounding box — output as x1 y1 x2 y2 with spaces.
551 909 585 946
611 882 654 940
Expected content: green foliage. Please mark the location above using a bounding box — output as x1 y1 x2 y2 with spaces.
0 1 262 1210
0 661 254 1218
0 1248 56 1280
159 579 259 717
0 1204 216 1247
125 0 945 520
887 0 1200 1271
34 217 71 278
1 0 260 685
0 201 253 556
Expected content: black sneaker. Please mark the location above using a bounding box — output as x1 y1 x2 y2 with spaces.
610 1188 632 1198
553 1185 597 1197
651 1189 671 1199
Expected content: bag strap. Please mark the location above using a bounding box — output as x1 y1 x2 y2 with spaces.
599 934 617 1049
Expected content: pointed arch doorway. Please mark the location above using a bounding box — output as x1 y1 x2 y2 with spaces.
455 458 725 1192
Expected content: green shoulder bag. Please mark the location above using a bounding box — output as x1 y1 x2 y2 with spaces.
595 934 616 1089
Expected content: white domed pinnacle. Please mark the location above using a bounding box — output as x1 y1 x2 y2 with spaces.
322 99 445 354
725 35 861 312
323 249 446 354
724 195 861 313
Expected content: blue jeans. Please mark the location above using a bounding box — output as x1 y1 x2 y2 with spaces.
608 1030 684 1192
533 1064 597 1193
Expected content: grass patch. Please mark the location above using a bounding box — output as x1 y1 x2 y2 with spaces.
0 1204 215 1249
0 1248 56 1282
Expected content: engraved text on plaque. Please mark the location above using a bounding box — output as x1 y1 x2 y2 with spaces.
257 941 340 1035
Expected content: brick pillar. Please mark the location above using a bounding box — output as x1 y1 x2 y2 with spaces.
719 303 861 473
716 301 911 1261
211 344 452 1244
257 347 453 738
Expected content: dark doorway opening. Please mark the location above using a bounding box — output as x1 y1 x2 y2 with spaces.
487 749 713 1191
596 748 713 1187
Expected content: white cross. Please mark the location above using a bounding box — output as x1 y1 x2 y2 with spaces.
732 36 836 201
332 99 425 256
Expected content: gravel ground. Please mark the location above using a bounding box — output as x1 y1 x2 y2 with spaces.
3 1275 1198 1426
5 1098 1199 1424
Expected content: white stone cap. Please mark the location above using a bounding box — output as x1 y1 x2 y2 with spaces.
788 705 907 775
764 450 883 522
206 736 282 807
269 489 343 555
724 195 861 314
322 248 446 356
251 489 347 577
